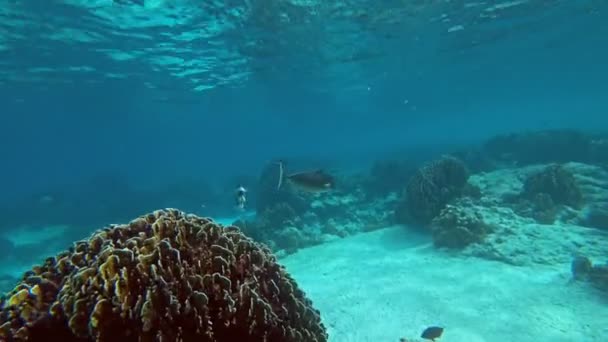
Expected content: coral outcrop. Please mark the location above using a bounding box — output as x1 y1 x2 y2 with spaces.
522 164 583 208
0 209 327 342
430 202 492 249
236 171 397 255
396 155 469 226
461 164 608 266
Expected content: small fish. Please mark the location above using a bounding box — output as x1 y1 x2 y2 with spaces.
275 160 335 192
421 326 444 341
235 185 247 210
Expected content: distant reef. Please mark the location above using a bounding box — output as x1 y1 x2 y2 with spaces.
460 128 608 171
1 129 607 298
384 130 608 299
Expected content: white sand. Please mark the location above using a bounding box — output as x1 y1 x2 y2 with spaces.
281 226 607 342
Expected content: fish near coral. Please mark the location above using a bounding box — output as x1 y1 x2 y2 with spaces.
276 160 335 192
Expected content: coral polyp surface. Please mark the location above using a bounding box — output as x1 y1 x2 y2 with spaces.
0 209 327 342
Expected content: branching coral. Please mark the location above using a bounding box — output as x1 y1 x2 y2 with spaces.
0 209 327 342
397 155 469 225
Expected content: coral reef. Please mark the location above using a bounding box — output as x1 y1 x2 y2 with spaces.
460 164 608 266
502 163 586 225
252 202 301 241
396 155 470 226
0 209 327 342
235 188 395 255
236 166 398 256
430 201 493 249
314 193 395 234
521 164 583 208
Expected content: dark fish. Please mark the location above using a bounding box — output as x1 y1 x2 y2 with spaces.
276 160 335 192
286 170 335 192
421 326 444 341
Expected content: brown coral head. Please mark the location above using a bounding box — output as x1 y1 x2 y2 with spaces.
403 155 470 225
0 208 327 342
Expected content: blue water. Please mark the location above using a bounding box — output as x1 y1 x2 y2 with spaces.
0 1 607 341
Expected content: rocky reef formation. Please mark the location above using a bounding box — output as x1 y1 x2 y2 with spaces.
456 162 608 266
503 162 608 229
235 202 318 254
235 188 395 256
395 155 471 227
0 209 327 342
509 164 584 224
387 155 493 250
235 160 398 256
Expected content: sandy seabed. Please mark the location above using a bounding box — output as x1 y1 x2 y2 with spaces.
281 226 607 342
